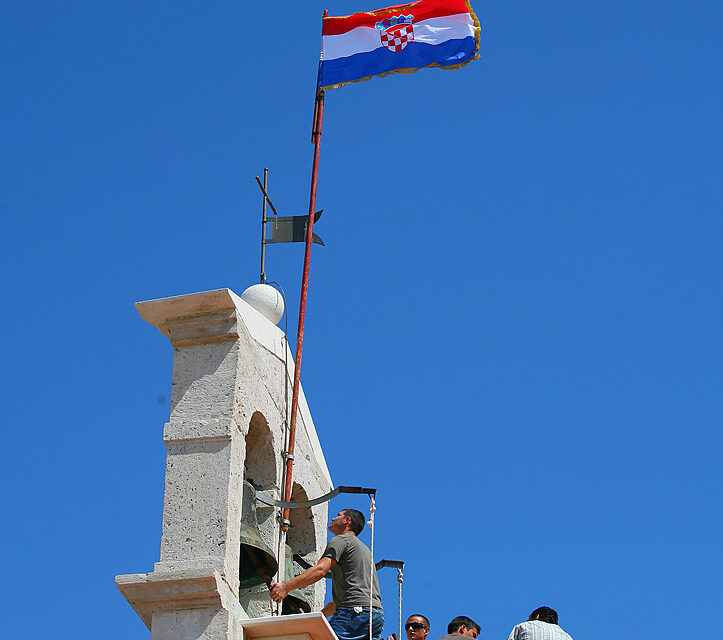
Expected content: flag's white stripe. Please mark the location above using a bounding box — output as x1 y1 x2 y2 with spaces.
322 13 474 61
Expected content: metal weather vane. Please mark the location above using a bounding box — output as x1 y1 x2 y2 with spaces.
255 169 324 285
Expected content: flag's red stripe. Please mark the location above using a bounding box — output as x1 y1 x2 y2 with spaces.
322 0 471 36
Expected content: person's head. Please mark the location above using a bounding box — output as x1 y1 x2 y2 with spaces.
528 607 558 625
405 615 430 640
448 617 480 638
328 508 366 535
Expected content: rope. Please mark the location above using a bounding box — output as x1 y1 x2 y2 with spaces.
368 496 376 640
268 280 288 618
397 568 403 640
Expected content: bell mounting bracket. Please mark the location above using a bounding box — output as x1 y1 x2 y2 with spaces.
256 485 377 510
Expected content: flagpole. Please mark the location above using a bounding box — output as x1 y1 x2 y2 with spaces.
281 85 325 529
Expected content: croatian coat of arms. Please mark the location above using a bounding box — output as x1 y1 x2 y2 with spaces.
375 15 415 52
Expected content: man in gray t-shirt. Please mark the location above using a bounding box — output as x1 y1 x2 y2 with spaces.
324 532 382 611
270 508 384 640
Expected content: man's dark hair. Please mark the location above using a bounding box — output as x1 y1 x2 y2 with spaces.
448 617 480 634
342 509 366 535
529 607 558 625
406 614 430 628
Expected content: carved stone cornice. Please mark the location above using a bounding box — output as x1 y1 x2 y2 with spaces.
115 569 245 630
136 288 242 347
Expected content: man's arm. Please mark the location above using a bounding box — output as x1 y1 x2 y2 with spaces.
269 556 335 603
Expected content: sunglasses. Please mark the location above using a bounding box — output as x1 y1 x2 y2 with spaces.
405 623 427 631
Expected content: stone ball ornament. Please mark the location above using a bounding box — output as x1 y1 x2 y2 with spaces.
241 283 285 325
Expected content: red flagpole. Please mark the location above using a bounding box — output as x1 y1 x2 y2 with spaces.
282 84 325 528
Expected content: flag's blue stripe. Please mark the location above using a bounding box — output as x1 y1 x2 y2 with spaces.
319 36 476 88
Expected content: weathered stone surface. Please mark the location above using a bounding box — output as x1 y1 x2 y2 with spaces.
117 288 334 638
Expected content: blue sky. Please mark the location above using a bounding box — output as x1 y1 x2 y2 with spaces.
1 2 721 638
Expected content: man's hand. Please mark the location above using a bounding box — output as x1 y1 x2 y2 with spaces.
269 556 335 604
269 581 290 603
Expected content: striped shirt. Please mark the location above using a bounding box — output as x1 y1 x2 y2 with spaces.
506 620 573 640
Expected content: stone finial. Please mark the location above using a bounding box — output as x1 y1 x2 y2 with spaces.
241 284 285 325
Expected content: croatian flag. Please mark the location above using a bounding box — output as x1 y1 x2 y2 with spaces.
318 0 480 90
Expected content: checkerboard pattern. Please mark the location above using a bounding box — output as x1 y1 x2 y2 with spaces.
380 24 414 52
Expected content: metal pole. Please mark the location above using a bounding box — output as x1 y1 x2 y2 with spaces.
260 168 268 283
282 88 325 528
398 568 403 640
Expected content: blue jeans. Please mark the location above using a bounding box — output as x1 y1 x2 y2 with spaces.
329 606 385 640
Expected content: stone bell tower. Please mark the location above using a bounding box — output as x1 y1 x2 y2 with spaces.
116 285 335 640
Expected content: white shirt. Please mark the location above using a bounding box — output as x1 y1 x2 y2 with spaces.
506 620 573 640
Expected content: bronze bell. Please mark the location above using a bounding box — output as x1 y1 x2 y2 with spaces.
281 544 313 614
239 481 278 589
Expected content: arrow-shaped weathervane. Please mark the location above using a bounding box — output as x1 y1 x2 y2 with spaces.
267 210 325 246
256 171 325 283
